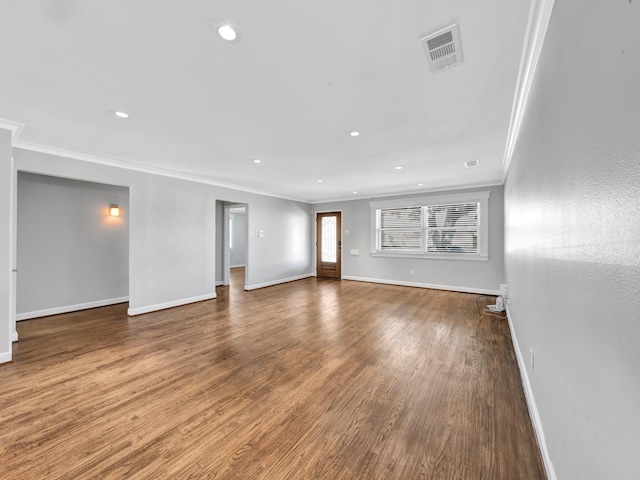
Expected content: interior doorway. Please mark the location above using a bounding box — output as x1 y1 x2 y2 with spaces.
316 211 342 278
220 202 248 290
14 172 130 332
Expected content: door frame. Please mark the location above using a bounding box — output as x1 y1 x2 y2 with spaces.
314 209 343 279
223 203 248 288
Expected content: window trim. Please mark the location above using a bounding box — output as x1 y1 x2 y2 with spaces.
369 191 490 261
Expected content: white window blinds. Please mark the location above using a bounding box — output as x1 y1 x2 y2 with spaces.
370 191 490 260
426 203 478 254
379 206 422 251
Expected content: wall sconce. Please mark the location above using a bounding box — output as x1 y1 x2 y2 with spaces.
109 204 120 217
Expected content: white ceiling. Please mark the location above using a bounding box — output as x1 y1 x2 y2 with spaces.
0 0 532 203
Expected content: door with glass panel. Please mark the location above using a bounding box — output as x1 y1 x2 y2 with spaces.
316 212 341 278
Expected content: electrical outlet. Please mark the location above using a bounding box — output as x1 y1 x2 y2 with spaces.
409 269 415 276
530 348 535 371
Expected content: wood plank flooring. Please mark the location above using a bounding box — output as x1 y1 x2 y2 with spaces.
1 273 545 479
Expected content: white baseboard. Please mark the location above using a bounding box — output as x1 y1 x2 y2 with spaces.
215 281 224 286
11 332 18 342
505 306 557 480
0 350 12 364
127 292 217 316
16 296 130 321
244 273 314 291
230 264 246 268
342 276 500 296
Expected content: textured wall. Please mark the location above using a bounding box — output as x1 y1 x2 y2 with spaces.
504 1 640 478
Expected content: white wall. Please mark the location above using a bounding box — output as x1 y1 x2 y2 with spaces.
230 212 246 267
215 200 225 285
0 129 12 362
12 148 314 318
16 172 129 319
313 185 504 294
504 1 640 479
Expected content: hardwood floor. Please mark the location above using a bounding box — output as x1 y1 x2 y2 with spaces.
1 278 545 479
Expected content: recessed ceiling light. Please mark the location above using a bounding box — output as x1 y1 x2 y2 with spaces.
317 179 323 183
218 25 237 41
418 183 424 187
252 159 261 164
465 160 480 168
353 191 358 194
350 131 360 137
114 111 129 118
394 166 403 170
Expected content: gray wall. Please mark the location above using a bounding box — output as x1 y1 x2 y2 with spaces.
504 1 640 479
313 185 504 294
13 148 314 317
16 172 129 318
0 129 12 362
230 211 246 267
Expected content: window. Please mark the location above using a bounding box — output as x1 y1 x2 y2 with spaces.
370 191 490 260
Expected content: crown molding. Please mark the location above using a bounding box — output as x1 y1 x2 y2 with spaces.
502 0 556 181
312 181 503 205
12 139 307 204
0 118 26 140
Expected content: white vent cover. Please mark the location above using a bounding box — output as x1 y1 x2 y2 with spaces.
420 23 463 72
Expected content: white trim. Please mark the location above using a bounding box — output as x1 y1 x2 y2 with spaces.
230 264 246 268
311 182 503 205
17 296 130 321
127 292 216 316
0 118 25 140
505 305 557 480
502 0 556 179
10 154 17 342
370 252 489 262
13 141 306 203
343 276 500 296
369 190 490 209
0 350 11 364
215 281 224 286
244 273 314 291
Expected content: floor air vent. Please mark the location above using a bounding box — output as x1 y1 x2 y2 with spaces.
420 23 463 73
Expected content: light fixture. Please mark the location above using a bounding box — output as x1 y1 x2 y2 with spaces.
418 183 424 187
114 111 129 118
109 204 120 217
394 166 403 170
353 191 358 194
465 160 480 168
218 25 237 41
317 179 323 183
252 159 261 164
350 131 360 137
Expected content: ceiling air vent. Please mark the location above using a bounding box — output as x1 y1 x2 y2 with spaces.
420 23 463 73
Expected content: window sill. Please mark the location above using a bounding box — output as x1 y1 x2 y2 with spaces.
370 251 489 261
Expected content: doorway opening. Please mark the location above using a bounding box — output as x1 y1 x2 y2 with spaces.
14 172 130 335
216 201 248 292
316 211 342 278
